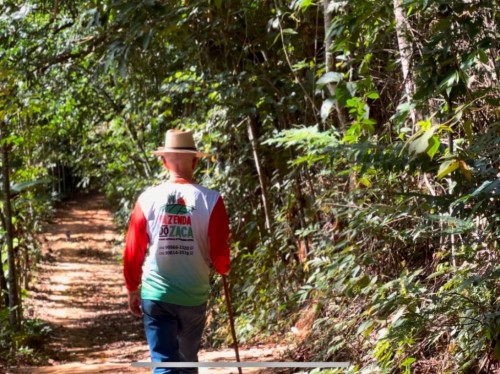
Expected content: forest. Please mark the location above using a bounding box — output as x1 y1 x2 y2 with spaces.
0 0 499 372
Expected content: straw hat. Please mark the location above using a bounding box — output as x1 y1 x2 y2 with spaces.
152 129 209 157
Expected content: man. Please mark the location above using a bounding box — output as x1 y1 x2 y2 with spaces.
123 129 230 374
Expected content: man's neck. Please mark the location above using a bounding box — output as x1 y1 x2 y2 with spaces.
168 173 194 184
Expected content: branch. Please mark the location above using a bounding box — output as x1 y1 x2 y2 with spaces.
34 27 117 74
52 21 74 35
272 0 320 123
80 68 155 177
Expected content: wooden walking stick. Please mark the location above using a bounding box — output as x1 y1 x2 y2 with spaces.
222 275 243 374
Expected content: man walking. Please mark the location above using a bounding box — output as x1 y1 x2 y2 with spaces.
123 129 230 373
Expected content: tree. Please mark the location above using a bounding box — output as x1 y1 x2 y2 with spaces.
0 123 20 330
392 0 418 129
0 0 498 370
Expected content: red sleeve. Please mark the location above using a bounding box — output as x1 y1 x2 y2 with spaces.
208 196 230 275
123 202 150 292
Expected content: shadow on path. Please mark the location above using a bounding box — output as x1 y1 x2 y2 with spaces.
21 194 150 373
18 194 289 374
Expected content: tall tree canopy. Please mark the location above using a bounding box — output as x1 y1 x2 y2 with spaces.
1 0 499 371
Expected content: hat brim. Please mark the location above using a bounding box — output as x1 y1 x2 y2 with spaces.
152 148 209 157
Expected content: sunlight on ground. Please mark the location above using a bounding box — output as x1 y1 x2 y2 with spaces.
21 195 290 374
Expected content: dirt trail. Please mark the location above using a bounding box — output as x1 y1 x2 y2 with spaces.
16 195 289 374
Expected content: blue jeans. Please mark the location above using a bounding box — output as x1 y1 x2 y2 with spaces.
142 299 207 374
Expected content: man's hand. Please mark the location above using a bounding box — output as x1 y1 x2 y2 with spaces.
128 289 142 317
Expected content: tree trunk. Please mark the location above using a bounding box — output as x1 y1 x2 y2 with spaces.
0 210 10 308
0 246 7 308
0 123 20 330
323 0 348 130
247 116 273 232
446 101 456 267
323 0 356 191
393 0 418 129
293 172 312 260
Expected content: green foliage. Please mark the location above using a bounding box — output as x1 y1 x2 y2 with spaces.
267 91 498 369
0 0 499 371
0 317 51 366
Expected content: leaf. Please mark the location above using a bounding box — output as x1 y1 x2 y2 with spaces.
357 320 374 337
359 53 373 75
321 98 335 122
292 59 310 71
296 0 314 11
409 127 436 156
11 5 31 20
458 69 470 88
463 120 473 142
401 357 416 367
11 178 51 194
460 53 476 71
396 102 411 114
358 176 371 188
416 119 431 131
426 135 440 159
366 91 379 100
119 56 128 77
478 49 488 63
390 306 406 323
437 160 459 179
317 72 343 85
494 340 500 361
142 28 154 50
458 160 472 181
335 82 351 107
451 180 500 210
439 70 459 91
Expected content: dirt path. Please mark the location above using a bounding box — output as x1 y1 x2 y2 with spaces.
17 195 289 374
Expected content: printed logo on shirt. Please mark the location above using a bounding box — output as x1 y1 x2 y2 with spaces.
158 193 195 256
162 194 195 214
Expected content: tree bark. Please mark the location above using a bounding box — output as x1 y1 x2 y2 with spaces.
323 0 348 130
0 245 7 308
0 210 10 308
247 116 273 232
0 123 20 330
393 0 418 129
323 2 357 190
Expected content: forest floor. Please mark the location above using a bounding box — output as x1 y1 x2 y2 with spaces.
13 194 292 374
